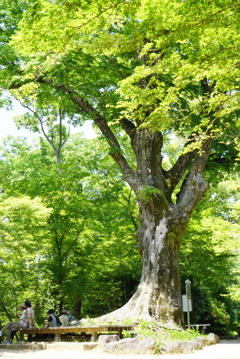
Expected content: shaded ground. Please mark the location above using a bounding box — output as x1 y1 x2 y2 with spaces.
0 340 239 359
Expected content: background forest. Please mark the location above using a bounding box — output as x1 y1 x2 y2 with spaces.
0 128 239 337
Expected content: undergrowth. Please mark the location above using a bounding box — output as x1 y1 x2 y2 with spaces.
123 320 205 353
134 320 202 341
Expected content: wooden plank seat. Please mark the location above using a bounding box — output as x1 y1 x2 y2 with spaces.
185 324 210 334
19 324 135 342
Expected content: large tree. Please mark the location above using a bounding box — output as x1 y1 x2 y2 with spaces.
0 0 239 326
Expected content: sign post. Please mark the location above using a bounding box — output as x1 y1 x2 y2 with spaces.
185 279 191 329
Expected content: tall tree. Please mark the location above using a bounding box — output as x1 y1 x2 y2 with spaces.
0 193 50 323
0 134 140 321
0 0 239 326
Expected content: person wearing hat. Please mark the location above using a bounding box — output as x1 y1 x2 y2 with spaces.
0 303 28 344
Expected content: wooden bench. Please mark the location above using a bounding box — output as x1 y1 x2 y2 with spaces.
19 324 135 342
185 324 210 334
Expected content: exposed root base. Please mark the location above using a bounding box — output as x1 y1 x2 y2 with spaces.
81 285 181 331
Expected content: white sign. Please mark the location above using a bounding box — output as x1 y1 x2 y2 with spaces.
182 295 192 312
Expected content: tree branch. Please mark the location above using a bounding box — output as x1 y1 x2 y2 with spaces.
120 118 136 139
59 90 136 185
10 76 137 185
164 145 196 193
176 138 213 216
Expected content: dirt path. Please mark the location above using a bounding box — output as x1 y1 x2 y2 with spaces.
0 340 239 359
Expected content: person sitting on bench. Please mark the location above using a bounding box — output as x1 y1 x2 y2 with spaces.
0 303 28 344
59 310 69 327
45 309 62 327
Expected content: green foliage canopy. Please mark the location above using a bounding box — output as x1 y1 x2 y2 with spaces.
3 0 238 159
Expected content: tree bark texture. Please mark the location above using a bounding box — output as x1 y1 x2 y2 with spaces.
98 128 211 326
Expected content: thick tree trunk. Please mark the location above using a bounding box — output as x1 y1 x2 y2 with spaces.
97 129 211 327
69 94 212 327
99 203 187 326
135 206 184 325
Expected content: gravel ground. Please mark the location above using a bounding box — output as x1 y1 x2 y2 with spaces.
0 340 239 359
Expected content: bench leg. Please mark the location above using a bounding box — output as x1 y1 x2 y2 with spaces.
91 332 97 342
54 333 61 342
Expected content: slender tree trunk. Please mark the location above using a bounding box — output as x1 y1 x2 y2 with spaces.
73 299 82 320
